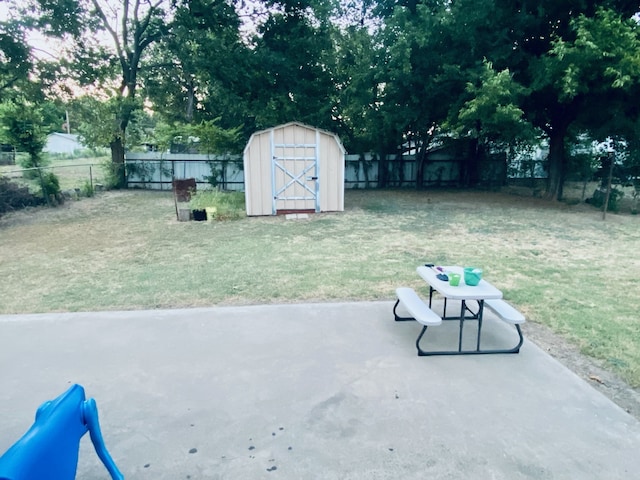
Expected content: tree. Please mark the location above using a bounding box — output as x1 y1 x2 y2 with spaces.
495 0 640 200
331 24 381 153
372 0 640 197
0 100 47 163
142 0 251 136
0 19 33 101
15 0 640 200
450 62 532 149
446 60 537 184
548 9 640 139
68 95 143 150
29 0 173 187
0 99 59 205
374 1 516 187
246 0 339 131
373 2 446 187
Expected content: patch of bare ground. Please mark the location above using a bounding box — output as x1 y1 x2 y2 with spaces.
525 322 640 421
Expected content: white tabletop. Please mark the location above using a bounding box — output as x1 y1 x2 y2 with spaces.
416 266 503 300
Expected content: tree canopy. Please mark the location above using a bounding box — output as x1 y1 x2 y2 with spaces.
0 20 32 101
4 0 640 198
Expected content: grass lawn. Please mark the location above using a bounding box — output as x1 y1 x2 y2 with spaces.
0 188 639 387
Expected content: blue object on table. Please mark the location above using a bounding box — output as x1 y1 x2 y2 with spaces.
0 384 123 480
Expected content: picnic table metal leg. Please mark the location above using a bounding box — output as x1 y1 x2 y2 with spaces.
415 316 523 356
416 325 428 355
470 324 524 354
393 299 415 322
476 300 484 351
458 301 466 352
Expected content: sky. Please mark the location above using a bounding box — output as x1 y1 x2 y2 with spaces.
0 1 67 60
0 2 11 23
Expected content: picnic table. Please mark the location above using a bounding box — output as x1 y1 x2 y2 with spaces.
393 265 525 356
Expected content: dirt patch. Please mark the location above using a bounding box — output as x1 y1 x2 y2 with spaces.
525 322 640 421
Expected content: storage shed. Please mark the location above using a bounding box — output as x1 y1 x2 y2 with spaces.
243 122 345 216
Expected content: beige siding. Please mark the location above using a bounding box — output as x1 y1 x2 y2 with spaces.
244 122 344 216
319 133 345 212
244 130 272 216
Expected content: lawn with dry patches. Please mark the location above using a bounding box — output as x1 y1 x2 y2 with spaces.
1 188 639 388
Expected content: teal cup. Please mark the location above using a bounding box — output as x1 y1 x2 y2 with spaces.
463 267 483 286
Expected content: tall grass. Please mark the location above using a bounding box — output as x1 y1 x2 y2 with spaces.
188 190 245 220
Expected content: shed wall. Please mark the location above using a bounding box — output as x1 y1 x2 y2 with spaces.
244 130 273 216
319 133 345 212
244 123 345 216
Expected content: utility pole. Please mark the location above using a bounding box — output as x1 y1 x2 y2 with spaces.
65 110 71 134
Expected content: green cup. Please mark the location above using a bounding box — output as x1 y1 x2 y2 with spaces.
449 273 461 286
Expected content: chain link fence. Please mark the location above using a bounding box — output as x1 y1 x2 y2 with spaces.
0 157 108 206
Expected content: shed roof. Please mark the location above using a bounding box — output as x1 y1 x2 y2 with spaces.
243 122 346 156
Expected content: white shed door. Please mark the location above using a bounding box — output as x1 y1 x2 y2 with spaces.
271 140 319 213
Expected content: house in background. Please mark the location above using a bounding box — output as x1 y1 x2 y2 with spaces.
44 133 84 155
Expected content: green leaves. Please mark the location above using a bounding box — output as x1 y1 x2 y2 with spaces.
33 0 86 38
188 120 242 154
68 95 143 149
548 8 640 100
4 0 640 200
0 19 33 100
0 99 48 159
451 61 534 147
249 4 337 130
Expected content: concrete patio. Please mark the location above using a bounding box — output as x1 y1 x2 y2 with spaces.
1 301 639 479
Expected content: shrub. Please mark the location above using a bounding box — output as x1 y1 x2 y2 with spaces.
0 176 43 215
81 181 95 198
588 187 624 212
18 168 62 206
40 172 61 198
100 159 123 189
188 190 245 220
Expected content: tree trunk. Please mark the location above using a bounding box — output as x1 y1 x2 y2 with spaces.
460 138 481 187
186 79 195 123
110 136 126 188
415 146 426 190
378 152 389 188
542 98 579 201
545 127 567 201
